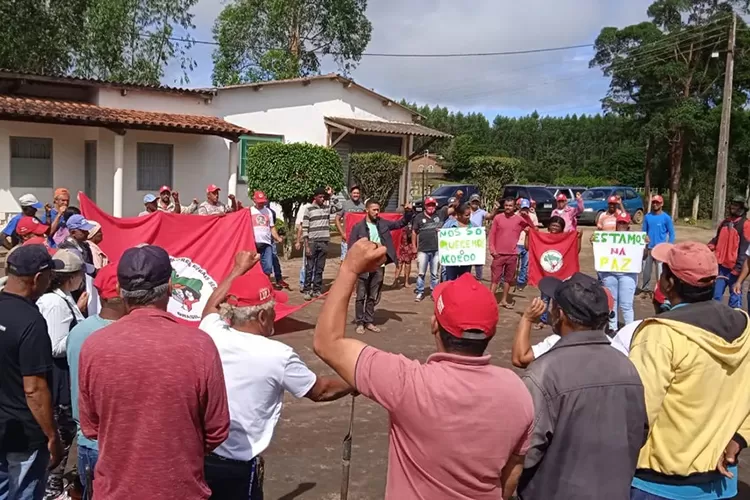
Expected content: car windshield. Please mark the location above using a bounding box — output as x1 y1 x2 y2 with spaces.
430 185 456 196
582 189 611 201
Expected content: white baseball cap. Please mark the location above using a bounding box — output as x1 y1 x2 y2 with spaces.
18 194 42 209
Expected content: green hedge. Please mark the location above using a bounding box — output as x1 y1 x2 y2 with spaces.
349 152 405 206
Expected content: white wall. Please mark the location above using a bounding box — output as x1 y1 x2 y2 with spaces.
0 121 91 214
96 88 214 116
213 79 415 145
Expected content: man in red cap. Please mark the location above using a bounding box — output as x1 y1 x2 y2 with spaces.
641 194 675 295
250 190 285 289
156 185 198 214
197 184 237 216
630 241 750 499
550 191 584 233
65 263 125 498
596 195 625 231
412 196 453 301
16 216 49 244
199 251 353 499
518 272 646 500
313 239 534 500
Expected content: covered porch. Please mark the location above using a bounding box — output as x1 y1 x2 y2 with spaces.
0 95 250 217
324 116 451 210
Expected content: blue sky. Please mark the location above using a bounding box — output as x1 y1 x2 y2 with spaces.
168 0 654 119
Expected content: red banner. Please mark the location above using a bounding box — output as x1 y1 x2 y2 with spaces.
79 193 309 324
344 213 403 256
528 231 580 286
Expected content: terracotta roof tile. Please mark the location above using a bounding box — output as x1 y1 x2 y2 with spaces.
325 116 451 138
0 95 250 139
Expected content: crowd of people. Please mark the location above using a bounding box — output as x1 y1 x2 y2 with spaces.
4 181 750 500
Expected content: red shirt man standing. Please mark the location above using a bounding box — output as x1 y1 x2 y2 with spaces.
78 245 229 499
489 198 536 308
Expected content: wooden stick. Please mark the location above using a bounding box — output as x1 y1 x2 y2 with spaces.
340 395 356 500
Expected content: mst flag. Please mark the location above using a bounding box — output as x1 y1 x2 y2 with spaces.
528 231 580 286
344 213 403 256
79 193 308 324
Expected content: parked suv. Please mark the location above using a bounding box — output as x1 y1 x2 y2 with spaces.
501 185 556 224
577 186 645 225
414 184 480 211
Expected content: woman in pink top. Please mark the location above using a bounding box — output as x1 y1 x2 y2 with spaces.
596 195 625 231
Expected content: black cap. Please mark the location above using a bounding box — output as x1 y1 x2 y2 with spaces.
314 186 327 196
538 273 610 327
731 195 748 209
117 245 172 292
7 245 64 276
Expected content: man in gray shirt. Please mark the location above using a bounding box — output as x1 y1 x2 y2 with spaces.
335 185 365 262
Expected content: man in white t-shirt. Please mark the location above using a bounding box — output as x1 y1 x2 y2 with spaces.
250 191 284 288
199 251 353 499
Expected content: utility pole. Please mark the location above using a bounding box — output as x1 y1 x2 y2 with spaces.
712 13 737 229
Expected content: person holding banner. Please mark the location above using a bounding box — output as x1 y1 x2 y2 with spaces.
335 185 365 262
489 198 537 308
348 200 413 334
596 195 625 231
599 212 641 332
515 199 538 291
442 203 480 281
551 191 584 233
413 196 453 302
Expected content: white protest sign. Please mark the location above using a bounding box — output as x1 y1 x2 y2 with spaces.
438 227 486 266
592 231 647 273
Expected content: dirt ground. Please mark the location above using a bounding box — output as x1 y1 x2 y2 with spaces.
263 224 750 500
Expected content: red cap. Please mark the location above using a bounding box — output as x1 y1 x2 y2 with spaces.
651 195 664 204
652 242 718 287
207 184 221 193
616 212 631 224
424 196 437 206
17 216 48 236
226 271 288 307
252 191 268 203
607 195 619 204
433 273 498 339
556 194 568 201
93 263 119 300
159 185 171 194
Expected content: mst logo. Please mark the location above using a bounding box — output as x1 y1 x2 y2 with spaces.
167 257 217 322
540 250 564 274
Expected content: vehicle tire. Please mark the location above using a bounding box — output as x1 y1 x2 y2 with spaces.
633 209 644 225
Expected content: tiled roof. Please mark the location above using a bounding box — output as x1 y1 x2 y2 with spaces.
325 117 452 138
0 69 213 97
0 95 250 139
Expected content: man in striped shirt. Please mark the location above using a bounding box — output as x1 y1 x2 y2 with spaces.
301 186 341 300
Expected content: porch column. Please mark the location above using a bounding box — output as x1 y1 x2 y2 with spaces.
228 140 239 197
399 135 410 205
113 133 124 217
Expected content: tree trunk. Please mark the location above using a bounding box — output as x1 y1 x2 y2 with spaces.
668 130 686 220
644 135 655 201
692 193 700 220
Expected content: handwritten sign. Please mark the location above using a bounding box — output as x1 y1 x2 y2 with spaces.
438 227 486 266
592 231 647 273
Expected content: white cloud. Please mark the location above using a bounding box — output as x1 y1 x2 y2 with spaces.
175 0 654 117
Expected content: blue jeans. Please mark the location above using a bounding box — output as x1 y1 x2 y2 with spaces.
601 272 637 331
517 245 529 286
258 243 274 276
630 488 669 500
340 241 348 261
474 265 484 280
77 444 98 500
714 265 742 308
445 266 471 281
299 253 306 288
416 251 440 294
271 243 283 282
0 447 49 500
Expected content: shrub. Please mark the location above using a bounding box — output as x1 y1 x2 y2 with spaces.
349 152 405 206
245 142 344 227
468 156 520 205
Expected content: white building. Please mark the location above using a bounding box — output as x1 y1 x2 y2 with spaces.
0 71 450 223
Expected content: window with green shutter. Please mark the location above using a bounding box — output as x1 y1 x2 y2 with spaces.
238 134 284 183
